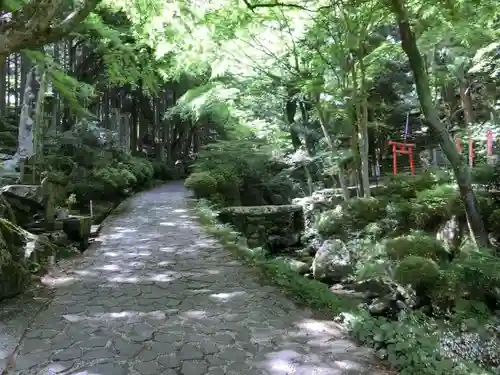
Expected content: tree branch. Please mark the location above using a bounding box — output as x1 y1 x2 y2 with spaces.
0 0 101 56
242 0 330 13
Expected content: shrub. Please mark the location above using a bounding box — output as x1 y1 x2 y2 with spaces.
451 251 500 307
385 200 413 231
384 233 450 262
345 197 386 224
471 163 500 191
430 267 464 313
383 172 437 199
431 250 500 313
211 167 242 205
185 172 218 199
315 208 345 238
94 167 136 192
190 139 291 206
315 197 386 240
477 192 496 224
487 208 500 235
347 311 486 375
394 256 440 290
411 184 461 229
151 161 174 181
124 157 154 187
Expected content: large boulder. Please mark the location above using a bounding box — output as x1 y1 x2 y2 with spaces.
0 219 30 300
311 239 353 284
0 185 44 226
0 185 43 205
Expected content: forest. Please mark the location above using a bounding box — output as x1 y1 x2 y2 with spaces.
1 0 500 374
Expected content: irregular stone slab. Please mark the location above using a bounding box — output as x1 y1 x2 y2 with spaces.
0 185 43 206
2 183 388 375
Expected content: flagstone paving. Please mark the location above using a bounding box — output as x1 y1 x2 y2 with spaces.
5 183 389 375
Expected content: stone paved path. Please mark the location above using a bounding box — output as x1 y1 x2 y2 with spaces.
8 183 388 375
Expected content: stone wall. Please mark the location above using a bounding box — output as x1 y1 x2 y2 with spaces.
218 205 304 251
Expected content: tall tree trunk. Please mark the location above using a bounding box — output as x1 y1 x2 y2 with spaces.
0 55 6 116
358 56 371 197
313 99 350 200
33 65 48 168
459 80 474 125
390 0 488 247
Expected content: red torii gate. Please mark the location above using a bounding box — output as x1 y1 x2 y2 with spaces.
388 140 415 176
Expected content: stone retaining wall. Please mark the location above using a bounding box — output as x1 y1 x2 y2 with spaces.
218 205 304 251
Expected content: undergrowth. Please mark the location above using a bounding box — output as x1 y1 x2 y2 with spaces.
192 198 495 375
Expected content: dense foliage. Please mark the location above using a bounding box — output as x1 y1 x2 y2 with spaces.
1 0 500 374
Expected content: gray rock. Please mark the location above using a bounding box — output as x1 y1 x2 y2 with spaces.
311 239 353 283
275 256 310 274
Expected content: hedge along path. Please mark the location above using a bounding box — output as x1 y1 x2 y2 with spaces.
8 182 388 375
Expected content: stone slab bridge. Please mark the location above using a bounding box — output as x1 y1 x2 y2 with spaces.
1 183 391 375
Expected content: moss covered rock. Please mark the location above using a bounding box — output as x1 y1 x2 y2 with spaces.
0 218 27 260
0 218 62 300
0 194 16 223
0 219 30 301
0 259 29 300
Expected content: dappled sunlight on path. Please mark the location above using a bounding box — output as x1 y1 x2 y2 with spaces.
8 183 387 375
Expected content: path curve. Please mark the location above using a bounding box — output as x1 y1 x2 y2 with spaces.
9 183 387 375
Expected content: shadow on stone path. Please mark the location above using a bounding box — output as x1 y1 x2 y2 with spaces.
7 183 390 375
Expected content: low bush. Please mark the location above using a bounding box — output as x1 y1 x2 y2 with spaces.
41 124 169 203
314 197 386 240
184 172 218 199
384 200 415 234
471 163 500 191
346 311 491 375
346 197 386 224
451 251 500 308
382 172 438 199
384 232 450 262
394 256 440 290
187 139 293 206
315 208 346 238
411 184 461 230
151 161 175 181
487 208 500 234
122 157 154 188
